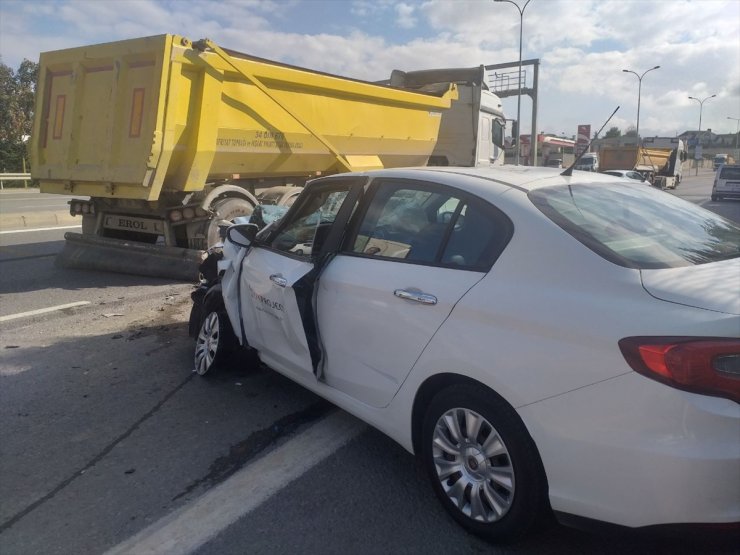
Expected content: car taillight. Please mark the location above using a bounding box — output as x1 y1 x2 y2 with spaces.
619 337 740 403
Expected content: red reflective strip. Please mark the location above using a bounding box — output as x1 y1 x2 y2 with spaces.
129 61 155 69
85 65 114 73
52 95 66 140
129 88 145 138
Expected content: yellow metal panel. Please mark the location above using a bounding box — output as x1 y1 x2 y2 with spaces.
344 155 384 171
39 181 153 200
32 35 454 200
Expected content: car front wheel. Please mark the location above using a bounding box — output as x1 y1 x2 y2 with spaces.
194 305 236 376
422 384 550 543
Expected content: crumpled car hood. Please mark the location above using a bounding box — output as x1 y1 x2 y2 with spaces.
640 258 740 315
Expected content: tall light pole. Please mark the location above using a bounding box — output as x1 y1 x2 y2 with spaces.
728 116 740 159
688 94 716 135
494 0 531 165
688 94 716 174
622 66 660 140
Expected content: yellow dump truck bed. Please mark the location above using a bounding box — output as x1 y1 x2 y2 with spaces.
31 34 455 201
599 146 671 173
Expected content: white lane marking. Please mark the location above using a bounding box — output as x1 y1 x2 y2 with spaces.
105 411 366 555
0 301 91 322
0 225 81 235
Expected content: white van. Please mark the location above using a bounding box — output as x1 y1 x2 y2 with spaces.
574 152 599 171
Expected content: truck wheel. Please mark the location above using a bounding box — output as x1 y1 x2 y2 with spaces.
194 300 237 376
422 384 550 543
189 197 255 250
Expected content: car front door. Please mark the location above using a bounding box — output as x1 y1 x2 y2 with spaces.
235 178 362 377
316 178 512 407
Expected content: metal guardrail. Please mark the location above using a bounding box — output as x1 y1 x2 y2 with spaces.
0 173 32 189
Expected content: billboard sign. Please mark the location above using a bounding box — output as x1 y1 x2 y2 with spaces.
576 124 591 156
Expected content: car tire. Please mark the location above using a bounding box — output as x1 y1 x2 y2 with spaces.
194 299 237 376
421 384 550 543
711 195 718 201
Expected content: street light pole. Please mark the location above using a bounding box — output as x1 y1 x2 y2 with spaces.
728 116 740 159
622 66 660 140
494 0 531 165
688 94 716 174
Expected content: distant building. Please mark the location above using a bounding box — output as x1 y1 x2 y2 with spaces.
678 130 740 147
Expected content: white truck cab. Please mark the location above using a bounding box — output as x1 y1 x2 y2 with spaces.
388 66 507 167
574 152 599 172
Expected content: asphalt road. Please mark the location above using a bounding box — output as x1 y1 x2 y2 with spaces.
0 174 737 555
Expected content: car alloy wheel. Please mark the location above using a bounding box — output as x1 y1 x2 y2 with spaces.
422 384 549 543
432 407 515 522
194 307 235 375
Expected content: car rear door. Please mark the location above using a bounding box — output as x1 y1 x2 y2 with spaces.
316 178 513 407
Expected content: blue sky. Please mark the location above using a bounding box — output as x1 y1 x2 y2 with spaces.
2 0 739 139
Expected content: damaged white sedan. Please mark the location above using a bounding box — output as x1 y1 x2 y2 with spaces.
189 166 740 542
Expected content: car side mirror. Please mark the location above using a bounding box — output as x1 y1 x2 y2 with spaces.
226 223 259 247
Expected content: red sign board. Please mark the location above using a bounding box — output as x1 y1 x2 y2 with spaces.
576 124 590 156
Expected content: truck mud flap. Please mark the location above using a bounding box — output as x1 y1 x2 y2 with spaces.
56 232 203 281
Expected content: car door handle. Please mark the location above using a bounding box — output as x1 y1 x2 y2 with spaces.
394 289 437 305
270 274 288 288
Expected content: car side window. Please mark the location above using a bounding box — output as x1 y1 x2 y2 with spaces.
347 180 512 270
270 186 350 257
440 202 501 268
351 186 451 262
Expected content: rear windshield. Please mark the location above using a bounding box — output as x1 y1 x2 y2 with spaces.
719 166 740 179
529 183 740 269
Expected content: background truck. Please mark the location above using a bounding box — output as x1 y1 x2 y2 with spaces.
713 153 735 169
30 34 506 279
598 137 686 188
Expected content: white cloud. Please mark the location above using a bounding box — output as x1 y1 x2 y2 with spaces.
395 3 416 29
1 0 738 137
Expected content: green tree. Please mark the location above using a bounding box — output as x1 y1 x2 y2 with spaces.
604 126 621 138
624 127 638 137
0 58 38 173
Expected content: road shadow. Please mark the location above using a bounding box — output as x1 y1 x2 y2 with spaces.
0 317 321 554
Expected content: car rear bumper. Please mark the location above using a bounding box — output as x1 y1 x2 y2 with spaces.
519 372 740 528
715 189 740 199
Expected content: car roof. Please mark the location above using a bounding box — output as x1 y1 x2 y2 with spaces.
342 165 625 199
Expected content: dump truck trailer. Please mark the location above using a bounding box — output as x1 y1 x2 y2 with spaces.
30 34 461 279
599 138 686 189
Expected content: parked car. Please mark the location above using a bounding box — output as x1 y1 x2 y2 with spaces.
712 163 740 201
190 166 740 543
713 153 735 170
544 158 562 168
601 169 650 183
